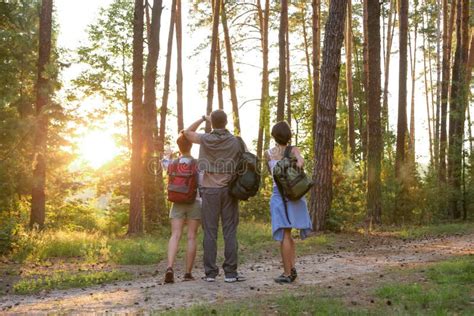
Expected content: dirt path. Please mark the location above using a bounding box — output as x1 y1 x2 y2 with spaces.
1 233 473 315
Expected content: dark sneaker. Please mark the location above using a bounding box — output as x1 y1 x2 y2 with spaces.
290 267 297 282
164 267 174 284
274 274 292 284
202 276 216 282
183 273 195 281
224 274 246 283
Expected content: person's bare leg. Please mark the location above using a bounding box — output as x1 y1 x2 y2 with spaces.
290 236 296 269
280 229 293 276
185 219 200 274
167 219 185 269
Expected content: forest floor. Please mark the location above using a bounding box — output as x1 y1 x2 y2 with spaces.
0 229 473 315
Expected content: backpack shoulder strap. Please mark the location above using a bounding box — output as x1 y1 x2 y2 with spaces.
284 145 293 159
236 136 247 153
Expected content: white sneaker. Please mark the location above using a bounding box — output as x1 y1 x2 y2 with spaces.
224 274 246 283
202 276 216 282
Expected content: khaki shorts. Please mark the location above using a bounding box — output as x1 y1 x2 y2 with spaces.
169 199 202 220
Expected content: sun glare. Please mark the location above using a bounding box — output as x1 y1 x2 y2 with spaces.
77 130 121 168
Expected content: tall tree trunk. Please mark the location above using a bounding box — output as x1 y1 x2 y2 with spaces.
205 0 221 132
286 20 291 126
256 0 270 162
31 0 53 229
434 0 442 169
345 1 355 159
382 1 396 136
211 0 224 111
216 39 224 111
310 0 320 226
408 11 418 164
176 0 183 132
121 44 132 151
361 0 369 179
439 0 456 182
159 0 176 152
448 0 470 219
221 0 240 135
466 34 474 153
128 0 145 235
367 0 382 225
301 4 314 105
311 0 347 231
142 0 163 232
145 0 151 43
395 0 408 178
277 0 288 122
422 15 434 164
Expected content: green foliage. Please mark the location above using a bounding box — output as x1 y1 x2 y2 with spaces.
46 201 100 231
11 229 110 262
73 0 133 114
13 270 132 295
108 235 168 265
330 147 366 230
387 222 474 240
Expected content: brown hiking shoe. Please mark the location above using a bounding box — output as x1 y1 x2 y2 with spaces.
183 273 195 281
164 267 174 284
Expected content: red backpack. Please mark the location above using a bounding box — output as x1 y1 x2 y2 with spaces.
167 158 198 204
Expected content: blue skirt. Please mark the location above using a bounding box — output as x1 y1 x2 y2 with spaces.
270 186 313 241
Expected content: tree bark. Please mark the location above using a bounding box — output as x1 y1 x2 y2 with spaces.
31 0 53 229
345 1 355 159
176 0 183 132
277 0 288 122
447 0 469 219
142 0 163 232
366 0 382 225
205 0 221 132
382 0 396 136
408 10 418 164
216 39 224 111
221 0 240 135
395 0 408 178
256 0 270 162
434 0 442 170
310 0 320 228
128 0 145 235
422 15 434 164
439 0 456 182
159 0 176 152
361 0 369 179
301 4 314 105
286 18 291 126
311 0 347 231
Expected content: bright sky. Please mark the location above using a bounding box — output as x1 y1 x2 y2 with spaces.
55 0 437 168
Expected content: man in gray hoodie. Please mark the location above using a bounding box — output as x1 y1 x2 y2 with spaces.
184 110 246 283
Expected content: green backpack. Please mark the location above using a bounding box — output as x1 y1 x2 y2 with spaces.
229 137 261 200
273 146 313 201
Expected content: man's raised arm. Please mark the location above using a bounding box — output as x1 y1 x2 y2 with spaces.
183 115 209 144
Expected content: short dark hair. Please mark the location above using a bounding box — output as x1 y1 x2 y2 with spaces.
271 121 292 145
210 110 227 129
177 133 192 153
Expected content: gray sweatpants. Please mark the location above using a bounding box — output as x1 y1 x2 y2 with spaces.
200 187 239 278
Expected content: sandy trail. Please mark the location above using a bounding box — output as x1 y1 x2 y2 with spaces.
1 233 472 315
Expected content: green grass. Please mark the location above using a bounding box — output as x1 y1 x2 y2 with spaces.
163 291 360 316
13 270 132 295
165 256 474 315
8 222 472 266
108 235 168 265
375 256 474 315
384 222 474 239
